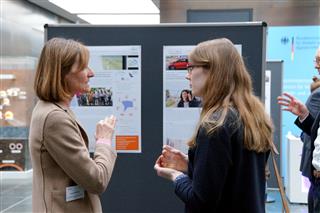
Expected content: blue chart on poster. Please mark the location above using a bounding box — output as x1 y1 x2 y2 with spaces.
267 26 320 181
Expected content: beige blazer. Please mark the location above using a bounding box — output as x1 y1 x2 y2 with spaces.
29 100 117 213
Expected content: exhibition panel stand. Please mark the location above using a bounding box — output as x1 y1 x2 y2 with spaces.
46 22 267 213
266 60 283 188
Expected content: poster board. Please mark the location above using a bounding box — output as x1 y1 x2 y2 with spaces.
46 22 267 213
266 60 283 188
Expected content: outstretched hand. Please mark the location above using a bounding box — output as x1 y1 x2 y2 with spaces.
277 93 309 119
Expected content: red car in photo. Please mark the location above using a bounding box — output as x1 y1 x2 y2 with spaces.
168 58 188 70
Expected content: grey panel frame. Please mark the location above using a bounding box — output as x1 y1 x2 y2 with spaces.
266 60 284 189
45 22 267 213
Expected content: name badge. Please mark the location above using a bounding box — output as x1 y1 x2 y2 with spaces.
66 185 85 202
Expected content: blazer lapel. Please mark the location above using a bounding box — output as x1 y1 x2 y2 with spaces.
76 123 89 148
53 103 89 148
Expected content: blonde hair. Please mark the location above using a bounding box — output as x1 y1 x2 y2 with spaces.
187 38 273 153
34 38 89 102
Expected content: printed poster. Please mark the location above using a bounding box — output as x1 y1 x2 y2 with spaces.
163 45 242 153
71 46 141 153
163 46 201 154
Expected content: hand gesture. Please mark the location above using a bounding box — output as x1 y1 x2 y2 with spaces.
95 115 116 141
159 145 188 173
277 93 309 119
154 156 183 181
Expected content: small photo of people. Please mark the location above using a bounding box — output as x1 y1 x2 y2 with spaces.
166 89 201 108
76 88 113 107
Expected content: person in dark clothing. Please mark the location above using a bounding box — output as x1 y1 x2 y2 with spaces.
278 92 320 213
154 38 273 213
300 80 320 180
278 47 320 213
188 91 201 108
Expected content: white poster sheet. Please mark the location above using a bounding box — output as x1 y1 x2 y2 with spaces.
163 44 242 153
71 46 141 153
163 46 200 154
265 70 271 116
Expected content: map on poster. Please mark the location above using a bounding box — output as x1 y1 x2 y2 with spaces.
163 45 242 153
70 46 141 153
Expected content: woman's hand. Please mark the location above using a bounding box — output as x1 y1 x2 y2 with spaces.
154 156 183 181
95 115 116 141
159 145 188 173
277 93 309 120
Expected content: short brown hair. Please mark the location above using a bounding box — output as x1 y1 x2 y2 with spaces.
34 37 89 102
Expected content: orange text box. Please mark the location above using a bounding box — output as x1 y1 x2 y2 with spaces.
116 135 139 151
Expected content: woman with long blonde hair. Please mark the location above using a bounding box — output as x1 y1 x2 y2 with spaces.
155 38 273 213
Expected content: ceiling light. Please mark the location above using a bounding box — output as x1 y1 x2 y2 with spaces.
49 0 159 14
78 14 160 24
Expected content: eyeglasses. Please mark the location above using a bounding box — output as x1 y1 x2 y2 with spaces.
187 64 208 74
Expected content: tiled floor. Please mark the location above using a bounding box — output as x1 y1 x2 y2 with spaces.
0 177 32 213
266 190 308 213
0 175 308 213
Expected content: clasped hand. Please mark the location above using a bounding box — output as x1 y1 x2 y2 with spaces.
154 145 188 181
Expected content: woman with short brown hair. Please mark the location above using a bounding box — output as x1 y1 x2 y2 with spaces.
29 38 117 213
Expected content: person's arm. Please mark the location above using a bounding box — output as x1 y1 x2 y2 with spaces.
278 92 309 120
43 110 117 194
294 113 314 136
174 125 232 210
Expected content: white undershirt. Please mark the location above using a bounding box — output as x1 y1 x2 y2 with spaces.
312 121 320 171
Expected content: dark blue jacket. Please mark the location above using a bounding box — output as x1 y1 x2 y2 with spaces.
300 87 320 179
295 111 320 184
174 110 266 213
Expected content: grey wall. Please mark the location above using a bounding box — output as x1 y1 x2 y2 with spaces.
1 0 71 58
187 9 253 23
0 0 72 171
160 0 320 26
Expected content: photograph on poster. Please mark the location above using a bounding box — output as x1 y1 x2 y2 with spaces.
76 87 113 107
166 55 188 70
101 55 139 70
101 55 123 70
166 89 201 108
